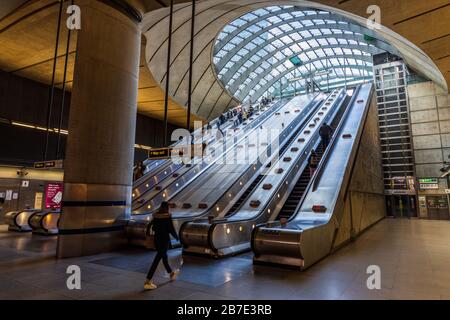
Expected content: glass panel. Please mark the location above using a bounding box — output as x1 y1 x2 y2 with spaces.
213 5 395 101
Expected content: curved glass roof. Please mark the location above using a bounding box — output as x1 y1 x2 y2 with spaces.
213 5 399 102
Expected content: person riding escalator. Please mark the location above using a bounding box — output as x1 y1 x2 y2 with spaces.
319 122 333 149
308 149 319 177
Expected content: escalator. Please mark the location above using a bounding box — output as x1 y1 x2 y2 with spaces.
179 89 348 257
252 83 379 269
131 100 287 214
224 103 325 218
276 94 351 221
226 175 264 216
131 103 266 205
126 94 320 248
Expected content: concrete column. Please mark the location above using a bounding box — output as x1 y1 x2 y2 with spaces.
57 0 141 258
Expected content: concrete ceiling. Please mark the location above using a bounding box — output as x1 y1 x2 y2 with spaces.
0 0 202 127
0 0 448 124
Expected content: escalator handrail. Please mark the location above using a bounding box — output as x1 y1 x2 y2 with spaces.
311 85 362 192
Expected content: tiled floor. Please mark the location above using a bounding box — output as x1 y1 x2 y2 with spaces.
0 218 449 300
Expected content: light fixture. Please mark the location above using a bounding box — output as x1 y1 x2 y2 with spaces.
226 228 230 234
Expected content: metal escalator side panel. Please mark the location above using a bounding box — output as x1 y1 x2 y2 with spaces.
252 226 304 268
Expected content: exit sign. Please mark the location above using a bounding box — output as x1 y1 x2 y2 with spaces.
289 56 303 66
418 178 438 184
364 34 376 42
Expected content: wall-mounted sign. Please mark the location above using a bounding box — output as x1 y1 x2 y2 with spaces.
34 159 63 169
364 34 376 42
148 148 171 160
418 178 438 184
34 192 43 210
390 190 408 195
289 56 303 66
21 180 29 188
45 183 63 209
418 178 439 190
5 190 13 201
419 183 439 190
148 146 198 160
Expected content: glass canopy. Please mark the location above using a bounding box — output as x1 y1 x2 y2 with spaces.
213 5 399 102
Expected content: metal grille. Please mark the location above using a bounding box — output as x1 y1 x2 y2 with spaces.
373 60 415 192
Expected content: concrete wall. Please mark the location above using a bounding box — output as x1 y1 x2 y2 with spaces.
0 70 179 166
409 81 450 178
334 93 386 248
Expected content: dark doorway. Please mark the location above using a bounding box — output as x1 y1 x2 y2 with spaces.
385 195 417 218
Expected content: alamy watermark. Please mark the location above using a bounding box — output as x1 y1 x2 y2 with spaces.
66 265 81 290
366 5 382 30
366 265 381 290
67 5 81 30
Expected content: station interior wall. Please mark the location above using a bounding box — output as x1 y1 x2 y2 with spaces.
409 81 450 178
0 69 180 166
333 92 386 248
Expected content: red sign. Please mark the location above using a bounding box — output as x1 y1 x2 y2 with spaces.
45 183 63 209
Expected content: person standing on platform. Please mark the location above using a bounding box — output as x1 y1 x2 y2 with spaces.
144 201 180 290
319 122 333 149
134 161 145 180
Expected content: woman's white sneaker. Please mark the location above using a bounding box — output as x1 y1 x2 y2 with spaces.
144 281 157 290
170 270 180 281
